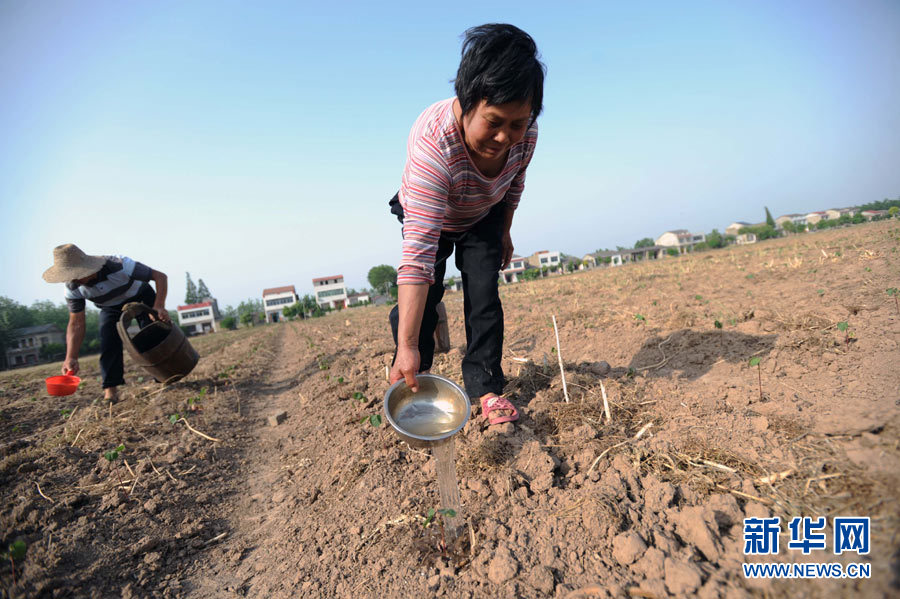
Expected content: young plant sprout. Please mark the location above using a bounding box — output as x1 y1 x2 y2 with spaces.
103 444 127 492
360 414 381 427
424 508 458 554
2 539 26 585
749 357 762 401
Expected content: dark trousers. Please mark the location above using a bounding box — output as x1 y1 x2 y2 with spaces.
390 202 506 398
99 283 156 389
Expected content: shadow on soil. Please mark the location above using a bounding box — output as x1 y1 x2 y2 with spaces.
627 329 778 380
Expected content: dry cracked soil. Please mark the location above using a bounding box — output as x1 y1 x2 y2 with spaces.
1 220 899 598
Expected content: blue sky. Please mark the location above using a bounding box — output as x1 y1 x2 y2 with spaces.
2 0 898 309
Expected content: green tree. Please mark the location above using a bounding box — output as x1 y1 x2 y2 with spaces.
197 279 211 300
706 229 725 249
765 206 775 228
185 273 199 304
0 296 33 352
368 265 397 295
240 312 254 327
221 316 237 330
890 206 899 218
634 237 655 249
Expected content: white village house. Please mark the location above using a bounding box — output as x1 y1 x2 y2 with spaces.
4 324 66 369
527 250 561 270
262 286 299 323
725 222 754 237
177 300 221 334
775 213 808 229
345 291 371 307
500 255 528 284
313 275 347 309
655 230 706 253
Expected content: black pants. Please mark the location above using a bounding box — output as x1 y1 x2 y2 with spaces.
390 200 506 398
99 283 156 389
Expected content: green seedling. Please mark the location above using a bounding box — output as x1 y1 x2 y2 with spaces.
188 387 207 412
103 444 127 491
694 294 703 301
634 314 646 323
136 376 145 383
360 414 382 427
337 376 345 384
887 288 899 316
652 300 658 306
746 274 755 279
864 267 871 272
2 539 26 585
749 357 763 401
729 318 737 326
12 424 20 433
714 320 723 329
168 413 181 424
836 321 856 345
352 392 367 403
423 508 458 553
60 408 72 419
29 396 37 402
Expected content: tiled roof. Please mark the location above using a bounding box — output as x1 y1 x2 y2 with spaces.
262 285 297 296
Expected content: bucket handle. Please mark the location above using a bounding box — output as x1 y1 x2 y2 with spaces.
117 302 170 343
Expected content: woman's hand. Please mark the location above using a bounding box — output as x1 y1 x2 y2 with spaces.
390 345 421 392
501 230 515 270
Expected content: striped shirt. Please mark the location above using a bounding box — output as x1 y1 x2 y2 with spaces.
65 256 153 312
398 98 538 285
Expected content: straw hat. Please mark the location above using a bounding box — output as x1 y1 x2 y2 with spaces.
42 244 106 283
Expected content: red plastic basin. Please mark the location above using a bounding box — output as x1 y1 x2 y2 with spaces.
45 374 81 396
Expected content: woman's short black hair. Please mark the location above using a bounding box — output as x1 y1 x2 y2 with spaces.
454 24 545 123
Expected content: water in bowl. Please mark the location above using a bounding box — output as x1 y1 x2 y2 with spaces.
393 397 461 437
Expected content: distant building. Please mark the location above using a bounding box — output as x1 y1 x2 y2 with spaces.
805 211 829 226
527 250 561 270
825 207 856 220
725 222 754 236
5 324 66 368
775 213 808 229
582 250 625 268
445 279 463 292
345 292 371 307
313 275 347 309
177 300 221 334
860 210 889 221
735 233 757 245
262 286 299 323
655 230 706 253
500 255 528 283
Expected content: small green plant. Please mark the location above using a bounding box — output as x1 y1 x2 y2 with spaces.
694 294 703 301
746 273 755 280
352 392 366 403
634 314 646 323
360 414 382 427
864 267 871 272
749 357 763 401
103 444 127 491
12 424 21 433
888 288 899 316
136 376 145 383
714 320 723 329
817 289 825 296
423 508 458 553
2 539 27 585
60 408 72 419
168 413 181 424
188 387 207 412
836 321 848 332
337 376 345 384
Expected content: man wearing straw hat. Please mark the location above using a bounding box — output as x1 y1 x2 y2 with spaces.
43 244 170 403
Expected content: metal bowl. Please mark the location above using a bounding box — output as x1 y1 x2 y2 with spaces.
384 374 471 447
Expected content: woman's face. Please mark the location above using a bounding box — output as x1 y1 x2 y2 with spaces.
461 99 532 162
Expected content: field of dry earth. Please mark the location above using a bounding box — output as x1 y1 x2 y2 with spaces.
1 220 898 598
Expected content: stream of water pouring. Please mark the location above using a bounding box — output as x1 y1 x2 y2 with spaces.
432 436 463 539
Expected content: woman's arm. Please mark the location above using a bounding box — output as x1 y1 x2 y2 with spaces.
390 283 429 392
